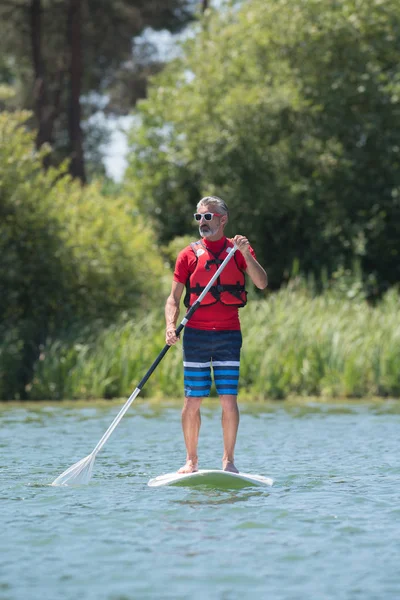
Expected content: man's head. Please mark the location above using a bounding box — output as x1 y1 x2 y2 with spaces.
194 196 228 240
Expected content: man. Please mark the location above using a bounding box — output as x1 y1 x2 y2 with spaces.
165 196 267 474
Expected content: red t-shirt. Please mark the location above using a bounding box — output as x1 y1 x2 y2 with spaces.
173 236 256 331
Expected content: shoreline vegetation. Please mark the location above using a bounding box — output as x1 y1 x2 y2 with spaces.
9 282 399 402
3 1 400 404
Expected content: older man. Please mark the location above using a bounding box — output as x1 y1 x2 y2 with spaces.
165 196 267 473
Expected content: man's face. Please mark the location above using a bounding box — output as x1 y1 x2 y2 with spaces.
195 207 223 238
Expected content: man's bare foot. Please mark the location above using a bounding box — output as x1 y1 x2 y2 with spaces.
178 459 198 474
223 460 239 473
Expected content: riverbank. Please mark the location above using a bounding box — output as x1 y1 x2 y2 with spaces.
3 284 400 401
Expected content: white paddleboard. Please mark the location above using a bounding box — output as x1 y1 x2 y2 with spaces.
148 469 273 489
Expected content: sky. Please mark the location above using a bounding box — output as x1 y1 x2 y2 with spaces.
103 116 132 181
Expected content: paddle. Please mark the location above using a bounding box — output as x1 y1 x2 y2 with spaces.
52 243 238 486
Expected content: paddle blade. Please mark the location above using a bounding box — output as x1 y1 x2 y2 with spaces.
51 453 95 486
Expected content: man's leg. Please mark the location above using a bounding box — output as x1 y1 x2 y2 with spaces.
181 328 212 473
212 330 242 473
178 396 203 473
219 394 240 473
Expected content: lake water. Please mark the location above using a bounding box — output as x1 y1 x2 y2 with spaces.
1 399 400 600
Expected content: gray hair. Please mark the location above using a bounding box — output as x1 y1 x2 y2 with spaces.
197 195 229 216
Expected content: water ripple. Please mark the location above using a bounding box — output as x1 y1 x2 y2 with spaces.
1 400 400 600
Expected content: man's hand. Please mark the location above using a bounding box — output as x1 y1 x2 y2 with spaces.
166 326 180 346
233 234 251 257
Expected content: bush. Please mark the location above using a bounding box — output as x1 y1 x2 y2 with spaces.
0 111 166 399
29 283 400 401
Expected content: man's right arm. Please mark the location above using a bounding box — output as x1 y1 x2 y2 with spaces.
165 281 185 345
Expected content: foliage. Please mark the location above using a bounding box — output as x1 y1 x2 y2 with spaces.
163 234 195 269
125 0 400 291
0 111 166 398
28 283 400 401
0 0 197 177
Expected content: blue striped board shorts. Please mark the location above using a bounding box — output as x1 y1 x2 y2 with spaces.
182 328 242 397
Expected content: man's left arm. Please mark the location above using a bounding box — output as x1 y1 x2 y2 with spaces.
233 235 268 290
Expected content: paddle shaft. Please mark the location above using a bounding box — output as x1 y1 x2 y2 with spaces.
91 243 238 456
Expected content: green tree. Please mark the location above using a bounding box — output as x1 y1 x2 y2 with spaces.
125 0 400 291
0 111 165 398
0 0 197 180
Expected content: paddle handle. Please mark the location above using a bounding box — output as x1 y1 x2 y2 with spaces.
92 244 238 456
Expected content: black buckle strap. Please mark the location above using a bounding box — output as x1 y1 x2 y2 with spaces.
218 282 245 300
205 258 223 271
189 282 245 300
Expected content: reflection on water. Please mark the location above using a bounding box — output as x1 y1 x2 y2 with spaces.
171 489 269 506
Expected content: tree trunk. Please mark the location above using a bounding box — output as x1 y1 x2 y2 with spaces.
67 0 86 182
30 0 52 163
202 0 209 12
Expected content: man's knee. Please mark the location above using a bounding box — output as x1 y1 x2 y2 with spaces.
184 396 203 411
219 394 238 410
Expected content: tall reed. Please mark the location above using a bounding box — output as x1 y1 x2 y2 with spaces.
28 286 400 401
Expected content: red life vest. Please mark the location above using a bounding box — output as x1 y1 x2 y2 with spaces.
184 239 247 308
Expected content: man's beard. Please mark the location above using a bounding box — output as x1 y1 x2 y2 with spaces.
199 223 218 238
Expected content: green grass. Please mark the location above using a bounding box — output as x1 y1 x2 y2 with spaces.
240 286 400 399
21 284 400 401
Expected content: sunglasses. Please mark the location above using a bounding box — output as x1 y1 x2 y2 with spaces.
193 212 222 222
